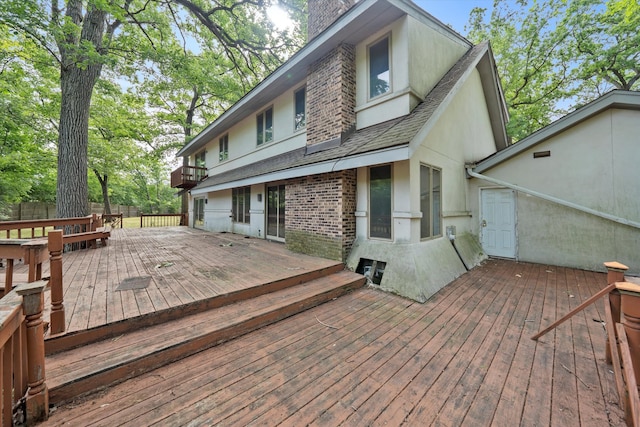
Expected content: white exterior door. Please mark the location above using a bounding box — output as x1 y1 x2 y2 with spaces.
481 188 516 258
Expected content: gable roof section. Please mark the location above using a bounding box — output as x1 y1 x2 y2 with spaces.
473 90 640 173
191 41 507 194
177 0 471 158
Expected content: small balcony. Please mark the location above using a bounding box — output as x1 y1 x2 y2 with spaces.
170 165 208 189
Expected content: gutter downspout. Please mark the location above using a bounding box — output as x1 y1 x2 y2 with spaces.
466 166 640 231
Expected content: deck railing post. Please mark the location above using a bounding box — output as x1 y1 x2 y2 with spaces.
604 261 628 364
618 282 640 388
16 282 49 424
48 230 65 334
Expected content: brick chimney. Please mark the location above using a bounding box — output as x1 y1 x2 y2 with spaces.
308 0 356 40
306 0 357 150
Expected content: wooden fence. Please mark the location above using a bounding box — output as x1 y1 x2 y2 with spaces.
4 203 139 221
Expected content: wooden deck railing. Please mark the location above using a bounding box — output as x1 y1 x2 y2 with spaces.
532 261 640 426
0 216 93 239
102 213 123 228
0 215 111 252
170 165 207 189
140 213 187 228
603 262 640 427
0 263 52 424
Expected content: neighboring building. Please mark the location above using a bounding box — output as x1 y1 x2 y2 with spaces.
172 0 509 302
468 90 640 275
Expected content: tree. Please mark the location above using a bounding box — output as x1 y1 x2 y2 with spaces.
466 0 573 141
0 26 58 216
563 0 640 102
466 0 640 141
1 0 304 219
88 79 157 214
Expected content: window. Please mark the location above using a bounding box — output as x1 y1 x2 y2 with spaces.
369 165 392 239
369 36 390 98
232 186 251 224
257 107 273 146
420 164 441 239
294 87 306 130
219 134 228 162
194 198 205 228
194 150 207 181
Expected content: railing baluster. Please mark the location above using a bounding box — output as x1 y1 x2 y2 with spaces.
48 231 65 335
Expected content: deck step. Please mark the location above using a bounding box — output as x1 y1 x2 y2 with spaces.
46 270 365 404
45 263 345 354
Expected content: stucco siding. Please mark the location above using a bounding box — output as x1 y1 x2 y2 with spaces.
469 107 640 274
191 82 308 177
407 16 468 100
413 69 497 238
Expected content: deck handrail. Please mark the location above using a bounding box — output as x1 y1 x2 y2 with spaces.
102 213 123 228
0 281 49 425
603 262 640 427
140 213 187 228
607 297 640 426
0 216 94 239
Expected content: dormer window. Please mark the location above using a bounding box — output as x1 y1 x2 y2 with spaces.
369 36 390 99
257 107 273 146
219 134 229 162
294 87 306 131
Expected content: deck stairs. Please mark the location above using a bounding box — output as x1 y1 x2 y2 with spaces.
44 265 365 404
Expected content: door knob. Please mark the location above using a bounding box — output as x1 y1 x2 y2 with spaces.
481 219 487 227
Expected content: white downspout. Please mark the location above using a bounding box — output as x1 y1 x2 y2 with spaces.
466 166 640 231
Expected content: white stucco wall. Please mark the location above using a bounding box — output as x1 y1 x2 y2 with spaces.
407 16 468 102
354 15 469 130
187 82 307 177
347 67 496 302
469 108 640 274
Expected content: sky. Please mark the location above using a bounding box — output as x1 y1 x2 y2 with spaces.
413 0 496 36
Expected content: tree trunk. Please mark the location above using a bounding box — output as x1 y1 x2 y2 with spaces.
94 169 111 215
181 88 199 217
55 3 107 219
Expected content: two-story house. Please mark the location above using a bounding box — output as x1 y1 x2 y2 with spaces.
172 0 509 302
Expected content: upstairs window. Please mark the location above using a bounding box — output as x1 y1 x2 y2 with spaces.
420 164 441 239
219 134 228 162
369 36 390 99
232 186 251 224
294 87 306 131
257 107 273 146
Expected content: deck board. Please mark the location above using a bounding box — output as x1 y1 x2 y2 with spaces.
1 227 340 337
9 238 624 426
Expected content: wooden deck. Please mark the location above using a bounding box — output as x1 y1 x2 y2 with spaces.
1 227 341 337
42 258 625 426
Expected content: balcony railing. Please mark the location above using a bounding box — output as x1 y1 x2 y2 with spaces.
171 166 208 189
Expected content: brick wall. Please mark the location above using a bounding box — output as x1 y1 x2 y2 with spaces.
308 0 356 40
306 44 356 147
285 170 357 262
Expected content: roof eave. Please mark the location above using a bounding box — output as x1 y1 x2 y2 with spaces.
474 90 640 173
177 0 472 158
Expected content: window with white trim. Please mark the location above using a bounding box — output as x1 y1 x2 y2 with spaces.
369 164 392 239
257 107 273 146
420 164 441 239
369 36 390 99
294 87 306 131
219 134 228 162
232 186 251 224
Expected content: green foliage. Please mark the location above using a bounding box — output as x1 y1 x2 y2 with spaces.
467 0 640 141
0 0 306 215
